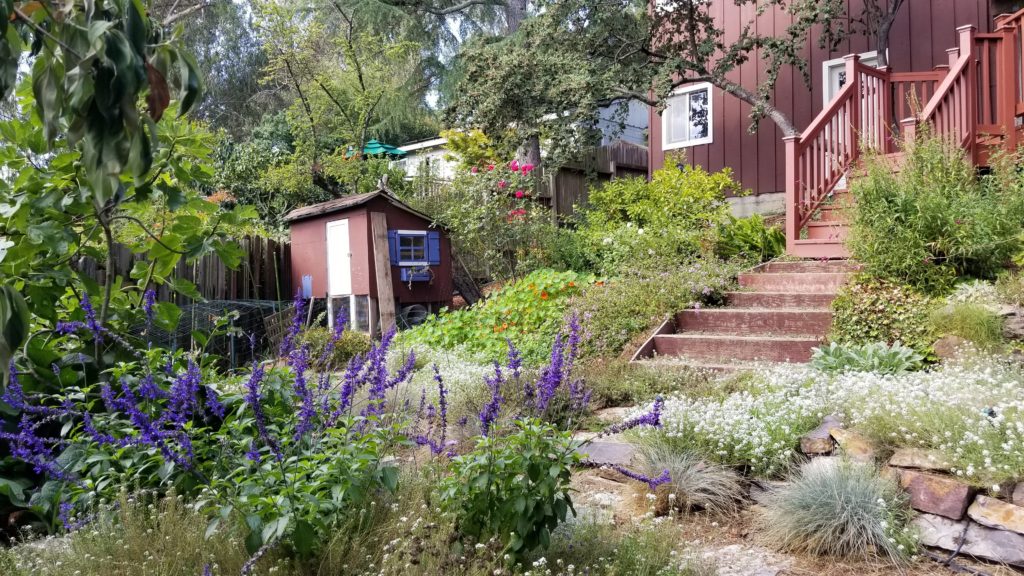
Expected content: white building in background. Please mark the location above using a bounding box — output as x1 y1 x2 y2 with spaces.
393 137 458 180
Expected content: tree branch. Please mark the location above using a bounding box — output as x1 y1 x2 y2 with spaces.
161 1 217 27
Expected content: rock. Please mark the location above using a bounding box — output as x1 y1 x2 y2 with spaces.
1004 307 1024 340
913 513 1024 567
578 441 635 466
888 448 953 472
748 480 790 506
799 415 841 455
968 495 1024 535
1013 482 1024 505
828 428 876 463
879 465 900 484
899 469 976 519
933 335 969 360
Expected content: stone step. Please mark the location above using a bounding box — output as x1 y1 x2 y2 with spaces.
725 291 838 308
652 333 822 363
676 308 832 336
737 271 852 293
759 260 859 274
805 221 850 241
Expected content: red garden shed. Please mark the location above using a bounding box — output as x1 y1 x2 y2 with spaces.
284 188 453 335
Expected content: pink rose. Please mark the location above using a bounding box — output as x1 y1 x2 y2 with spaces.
487 164 495 171
498 180 508 189
508 160 520 171
471 166 478 174
521 163 534 174
514 190 525 198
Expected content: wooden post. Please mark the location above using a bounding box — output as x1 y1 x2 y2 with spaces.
946 47 960 68
958 25 978 163
369 212 396 336
783 135 800 255
901 117 918 148
998 22 1018 152
845 54 861 164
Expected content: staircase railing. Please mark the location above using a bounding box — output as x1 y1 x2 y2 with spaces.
913 26 978 160
783 55 888 252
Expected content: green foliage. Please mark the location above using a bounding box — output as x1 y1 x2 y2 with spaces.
636 442 745 516
440 128 500 169
298 325 373 368
400 161 560 281
402 269 592 364
995 270 1024 307
3 494 297 576
438 418 579 558
0 284 29 384
830 276 935 356
715 214 786 262
571 260 741 357
574 165 741 274
930 303 1004 351
848 135 1024 292
580 360 724 409
760 461 915 562
810 342 925 375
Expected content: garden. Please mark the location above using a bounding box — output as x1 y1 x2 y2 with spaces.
3 2 1024 576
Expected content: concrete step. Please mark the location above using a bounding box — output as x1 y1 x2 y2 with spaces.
676 308 832 336
737 271 852 293
760 260 860 274
806 221 850 241
726 291 838 308
652 333 822 363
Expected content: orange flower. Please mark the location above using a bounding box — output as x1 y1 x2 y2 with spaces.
595 280 605 287
568 281 576 287
540 291 549 300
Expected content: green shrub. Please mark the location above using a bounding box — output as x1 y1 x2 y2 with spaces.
580 360 724 408
574 164 742 274
401 269 593 364
760 460 915 562
636 442 745 516
996 270 1024 306
930 303 1004 350
571 260 740 357
848 134 1024 292
5 494 296 576
715 214 786 262
811 342 925 374
297 325 372 367
830 276 934 356
438 419 578 558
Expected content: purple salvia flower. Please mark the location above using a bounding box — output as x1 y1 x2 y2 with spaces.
79 293 103 343
290 345 315 439
168 359 203 425
54 321 85 335
202 563 213 576
279 290 307 357
204 388 226 420
479 362 504 436
597 396 664 438
534 333 565 413
245 439 261 463
143 288 156 327
319 309 349 365
138 373 166 401
243 359 281 461
611 465 671 490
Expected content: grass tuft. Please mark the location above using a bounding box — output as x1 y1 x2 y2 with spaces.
636 442 745 516
930 302 1004 350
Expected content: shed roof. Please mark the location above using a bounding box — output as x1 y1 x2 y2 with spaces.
283 189 438 225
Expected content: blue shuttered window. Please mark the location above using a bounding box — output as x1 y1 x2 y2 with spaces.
388 229 442 282
426 231 441 265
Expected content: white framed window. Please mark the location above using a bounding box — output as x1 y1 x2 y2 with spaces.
822 51 880 105
398 234 427 264
662 83 713 150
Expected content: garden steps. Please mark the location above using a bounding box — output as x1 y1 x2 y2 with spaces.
633 259 854 366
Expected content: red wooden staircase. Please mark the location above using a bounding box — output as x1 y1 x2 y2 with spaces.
785 10 1024 259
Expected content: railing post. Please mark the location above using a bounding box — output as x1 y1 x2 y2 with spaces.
958 25 978 162
901 117 917 148
998 21 1019 152
783 135 800 255
845 54 861 163
946 47 960 68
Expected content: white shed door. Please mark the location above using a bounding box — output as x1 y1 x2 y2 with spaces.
326 219 351 296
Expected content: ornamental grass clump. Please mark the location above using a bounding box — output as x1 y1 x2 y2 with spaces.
930 302 1005 351
760 460 915 563
636 441 745 516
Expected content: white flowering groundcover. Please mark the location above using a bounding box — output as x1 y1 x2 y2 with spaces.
634 357 1024 484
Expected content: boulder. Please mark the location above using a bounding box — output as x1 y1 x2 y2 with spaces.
999 305 1024 341
933 335 969 361
898 469 976 519
799 415 841 455
578 441 635 466
968 495 1024 535
888 448 952 472
1013 482 1024 505
828 428 876 463
913 513 1024 567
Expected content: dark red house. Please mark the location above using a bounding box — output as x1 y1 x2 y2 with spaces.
284 189 454 334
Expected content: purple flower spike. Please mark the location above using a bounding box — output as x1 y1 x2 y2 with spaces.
280 290 307 357
80 293 104 343
612 465 671 490
597 396 664 438
143 289 156 326
479 362 504 436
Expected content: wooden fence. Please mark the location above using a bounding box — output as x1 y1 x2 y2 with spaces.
537 140 649 219
76 236 292 304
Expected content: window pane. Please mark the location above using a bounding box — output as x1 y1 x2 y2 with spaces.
398 235 426 261
667 94 689 144
688 89 709 140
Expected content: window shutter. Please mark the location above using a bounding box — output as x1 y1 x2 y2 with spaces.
426 231 441 265
387 231 398 264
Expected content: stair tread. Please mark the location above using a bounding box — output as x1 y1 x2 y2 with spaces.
681 307 831 313
655 333 822 342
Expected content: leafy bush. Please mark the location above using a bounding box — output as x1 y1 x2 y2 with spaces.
637 442 745 516
760 460 915 562
831 276 934 356
848 134 1024 292
580 360 724 409
438 418 579 558
571 260 740 357
995 270 1024 306
930 303 1004 350
811 342 925 374
715 214 786 262
297 325 372 368
401 269 593 364
574 164 742 274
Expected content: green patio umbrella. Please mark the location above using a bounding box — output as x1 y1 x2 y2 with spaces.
349 139 407 158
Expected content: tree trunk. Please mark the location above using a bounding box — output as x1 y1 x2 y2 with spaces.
517 134 542 166
717 80 800 137
504 0 527 33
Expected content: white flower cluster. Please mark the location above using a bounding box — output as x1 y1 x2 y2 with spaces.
947 279 1001 307
638 356 1024 483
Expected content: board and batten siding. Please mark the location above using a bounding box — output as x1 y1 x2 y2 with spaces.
648 0 995 196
